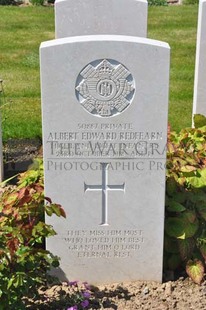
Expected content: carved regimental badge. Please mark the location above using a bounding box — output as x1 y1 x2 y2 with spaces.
75 59 135 117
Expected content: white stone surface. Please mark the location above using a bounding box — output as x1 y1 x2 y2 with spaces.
55 0 147 38
193 0 206 121
40 35 170 284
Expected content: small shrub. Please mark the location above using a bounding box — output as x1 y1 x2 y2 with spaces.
0 159 66 309
193 114 206 128
165 125 206 284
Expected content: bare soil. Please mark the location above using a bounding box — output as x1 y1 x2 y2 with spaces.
27 277 206 309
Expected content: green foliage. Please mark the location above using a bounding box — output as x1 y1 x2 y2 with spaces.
148 0 168 6
193 114 206 128
165 126 206 284
0 159 66 309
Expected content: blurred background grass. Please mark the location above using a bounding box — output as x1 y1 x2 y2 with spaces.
0 5 199 141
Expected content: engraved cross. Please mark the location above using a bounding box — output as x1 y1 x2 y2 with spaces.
84 163 125 226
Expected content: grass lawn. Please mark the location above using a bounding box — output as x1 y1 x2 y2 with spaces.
0 5 199 141
148 5 198 132
0 6 54 141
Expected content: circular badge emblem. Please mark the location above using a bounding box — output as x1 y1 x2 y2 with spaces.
75 59 135 117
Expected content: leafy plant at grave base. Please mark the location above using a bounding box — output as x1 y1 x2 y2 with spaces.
193 114 206 129
0 158 66 309
148 0 168 6
165 125 206 284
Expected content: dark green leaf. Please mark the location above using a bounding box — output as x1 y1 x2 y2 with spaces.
164 235 179 254
166 178 177 196
182 210 196 223
167 254 182 270
165 215 199 239
196 202 206 221
167 200 186 213
165 218 185 239
178 238 195 261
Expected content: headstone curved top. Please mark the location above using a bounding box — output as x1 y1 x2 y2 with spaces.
55 0 148 38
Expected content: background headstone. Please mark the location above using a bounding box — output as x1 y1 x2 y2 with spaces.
55 0 148 38
41 35 170 284
193 0 206 122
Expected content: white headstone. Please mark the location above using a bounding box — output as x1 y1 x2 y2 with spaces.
193 0 206 121
41 35 170 284
55 0 148 38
